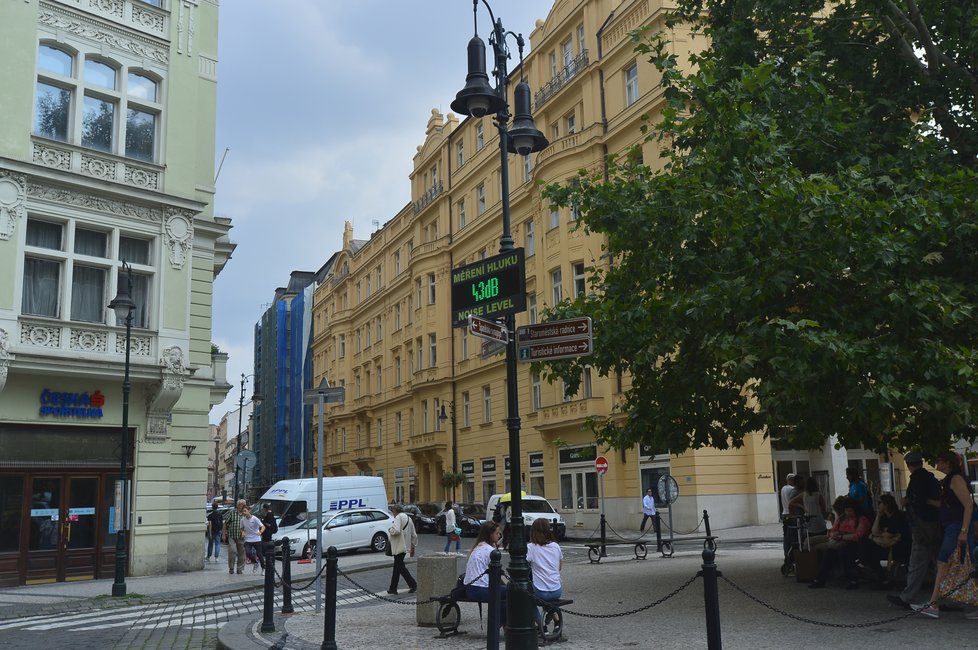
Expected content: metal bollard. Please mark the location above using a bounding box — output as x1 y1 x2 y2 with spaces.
487 549 502 650
261 542 276 633
321 546 338 650
699 541 722 650
703 509 712 537
599 513 607 557
280 538 294 614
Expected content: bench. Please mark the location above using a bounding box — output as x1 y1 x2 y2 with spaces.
435 590 573 643
584 541 651 563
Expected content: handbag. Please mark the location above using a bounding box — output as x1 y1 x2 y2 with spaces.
937 544 978 607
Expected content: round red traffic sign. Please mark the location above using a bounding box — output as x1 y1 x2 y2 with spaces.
595 455 609 475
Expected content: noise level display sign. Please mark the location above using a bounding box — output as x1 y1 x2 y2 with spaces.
451 248 526 326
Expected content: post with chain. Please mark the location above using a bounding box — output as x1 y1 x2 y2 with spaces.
599 513 607 557
698 536 722 650
703 509 712 537
280 537 294 614
487 549 502 650
261 542 276 632
321 546 338 650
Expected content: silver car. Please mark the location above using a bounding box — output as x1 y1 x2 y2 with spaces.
284 508 394 559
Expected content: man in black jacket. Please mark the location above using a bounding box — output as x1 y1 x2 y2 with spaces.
887 452 941 609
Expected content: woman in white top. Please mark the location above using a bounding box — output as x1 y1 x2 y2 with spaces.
443 501 460 554
464 521 506 627
526 517 563 618
789 477 829 538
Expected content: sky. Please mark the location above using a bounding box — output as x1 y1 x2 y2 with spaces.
209 1 556 423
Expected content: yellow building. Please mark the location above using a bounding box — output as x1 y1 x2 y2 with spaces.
310 0 782 533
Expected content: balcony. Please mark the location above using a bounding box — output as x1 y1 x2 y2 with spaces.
413 180 444 215
534 50 589 110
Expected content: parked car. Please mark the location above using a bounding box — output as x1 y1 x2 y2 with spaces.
401 502 441 533
485 493 567 541
436 503 486 537
281 508 395 559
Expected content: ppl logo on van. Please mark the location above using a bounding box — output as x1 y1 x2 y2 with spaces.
269 489 290 498
329 498 367 510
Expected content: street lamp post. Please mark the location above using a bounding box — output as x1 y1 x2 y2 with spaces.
212 434 221 500
233 374 261 503
108 261 136 597
438 401 459 502
451 2 548 647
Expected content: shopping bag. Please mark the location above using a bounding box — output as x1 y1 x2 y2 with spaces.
937 545 978 607
795 549 819 583
385 541 393 556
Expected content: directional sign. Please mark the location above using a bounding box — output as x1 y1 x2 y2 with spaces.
303 386 345 405
517 337 592 362
516 317 592 343
595 455 609 475
469 315 508 344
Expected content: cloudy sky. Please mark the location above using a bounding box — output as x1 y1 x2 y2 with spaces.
209 1 555 422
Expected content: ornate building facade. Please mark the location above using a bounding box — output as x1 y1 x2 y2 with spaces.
0 0 232 586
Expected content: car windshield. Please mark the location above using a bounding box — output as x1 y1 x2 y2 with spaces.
521 499 556 513
461 504 485 518
417 503 441 516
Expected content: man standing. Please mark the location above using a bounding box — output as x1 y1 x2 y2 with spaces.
640 488 662 552
780 474 799 560
887 452 941 609
387 504 418 595
206 502 224 562
846 467 875 519
223 499 246 575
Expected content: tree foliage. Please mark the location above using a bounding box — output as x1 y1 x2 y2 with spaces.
541 0 978 457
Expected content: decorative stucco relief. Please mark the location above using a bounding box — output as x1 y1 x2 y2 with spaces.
116 334 151 356
32 143 72 170
80 154 118 181
123 164 160 190
39 3 169 65
0 328 12 393
164 209 194 269
0 172 27 241
145 345 187 442
21 323 61 348
69 327 108 352
28 182 165 223
177 0 199 57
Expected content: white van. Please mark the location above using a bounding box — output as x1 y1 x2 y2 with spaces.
259 477 388 535
486 493 566 540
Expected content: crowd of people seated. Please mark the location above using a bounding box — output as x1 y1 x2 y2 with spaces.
781 452 976 620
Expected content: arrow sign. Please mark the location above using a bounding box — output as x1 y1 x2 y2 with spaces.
469 315 508 344
516 317 591 343
517 337 592 362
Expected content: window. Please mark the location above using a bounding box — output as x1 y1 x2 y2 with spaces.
477 184 486 214
434 398 442 430
366 275 371 296
549 205 560 229
415 337 423 370
376 364 382 393
551 123 559 141
457 140 465 167
376 317 383 342
522 154 533 182
549 52 558 79
22 218 153 327
394 303 401 330
457 199 466 230
551 269 563 304
430 164 438 188
532 374 542 411
566 112 576 135
355 372 361 398
394 356 401 386
356 329 362 353
34 44 161 162
582 367 593 399
573 262 586 297
562 38 573 68
525 219 535 256
483 386 492 423
428 273 436 304
476 122 485 150
394 250 401 275
396 412 403 442
561 469 599 510
461 330 469 358
421 400 429 433
415 278 422 309
528 294 537 324
339 334 346 358
429 333 437 367
625 63 639 106
462 392 471 427
577 24 585 54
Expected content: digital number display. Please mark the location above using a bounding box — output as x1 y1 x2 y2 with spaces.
451 249 526 326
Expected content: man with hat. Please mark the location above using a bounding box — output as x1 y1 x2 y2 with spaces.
887 451 941 609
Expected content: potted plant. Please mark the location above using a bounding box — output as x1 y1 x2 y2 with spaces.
441 470 465 488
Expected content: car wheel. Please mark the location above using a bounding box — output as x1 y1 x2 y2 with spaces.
371 532 389 553
302 540 319 559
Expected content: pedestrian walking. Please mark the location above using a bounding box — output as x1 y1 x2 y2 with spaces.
443 501 461 554
387 504 418 595
206 502 223 562
640 488 662 551
223 500 246 575
886 451 941 610
241 506 265 572
261 503 278 543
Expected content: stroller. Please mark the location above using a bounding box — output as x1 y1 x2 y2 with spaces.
780 514 815 581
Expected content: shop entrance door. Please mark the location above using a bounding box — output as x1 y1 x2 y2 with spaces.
26 476 100 584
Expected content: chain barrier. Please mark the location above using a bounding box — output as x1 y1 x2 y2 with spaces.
660 516 706 537
272 561 328 592
334 565 490 607
502 569 698 619
719 573 978 628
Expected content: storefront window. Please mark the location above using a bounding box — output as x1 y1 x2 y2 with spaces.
0 476 24 552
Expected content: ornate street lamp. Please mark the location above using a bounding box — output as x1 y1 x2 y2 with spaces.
108 261 136 597
451 2 548 647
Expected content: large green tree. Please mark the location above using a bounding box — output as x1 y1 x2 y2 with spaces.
542 0 978 457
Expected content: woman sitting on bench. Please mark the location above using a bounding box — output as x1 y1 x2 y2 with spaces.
527 518 563 622
464 521 506 626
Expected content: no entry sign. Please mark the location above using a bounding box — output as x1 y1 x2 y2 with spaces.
595 455 609 475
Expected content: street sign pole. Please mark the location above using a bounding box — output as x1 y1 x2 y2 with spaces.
595 455 608 557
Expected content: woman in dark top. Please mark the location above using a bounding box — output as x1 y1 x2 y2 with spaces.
914 451 975 618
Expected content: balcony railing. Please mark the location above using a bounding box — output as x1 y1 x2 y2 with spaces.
535 50 589 109
413 180 444 214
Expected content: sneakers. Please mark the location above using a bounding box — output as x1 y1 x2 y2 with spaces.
911 604 940 619
228 569 233 575
408 586 417 593
886 594 910 610
386 590 398 595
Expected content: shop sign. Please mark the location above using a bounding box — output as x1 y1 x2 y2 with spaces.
529 453 544 470
38 389 105 418
504 457 510 471
461 461 475 475
558 444 597 465
481 458 496 473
